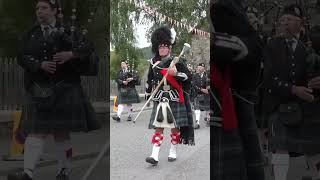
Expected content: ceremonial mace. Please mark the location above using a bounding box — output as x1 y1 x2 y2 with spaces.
133 43 191 123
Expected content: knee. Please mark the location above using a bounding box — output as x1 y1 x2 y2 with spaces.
171 128 180 133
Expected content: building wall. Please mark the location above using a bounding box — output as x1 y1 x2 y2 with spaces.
188 35 210 69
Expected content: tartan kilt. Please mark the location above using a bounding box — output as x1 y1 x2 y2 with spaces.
19 83 100 134
117 87 140 104
269 112 320 154
148 101 190 129
193 93 210 111
212 127 247 180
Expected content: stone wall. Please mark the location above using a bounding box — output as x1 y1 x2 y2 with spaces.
187 35 210 69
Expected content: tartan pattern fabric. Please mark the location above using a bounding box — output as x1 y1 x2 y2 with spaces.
151 132 164 147
20 83 100 134
170 132 181 145
117 87 140 104
269 112 320 154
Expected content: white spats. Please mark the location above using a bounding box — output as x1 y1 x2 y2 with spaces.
117 104 124 118
150 145 161 162
195 110 201 123
127 104 133 117
168 143 177 159
55 140 72 173
24 136 45 178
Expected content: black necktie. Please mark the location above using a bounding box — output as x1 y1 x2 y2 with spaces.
43 26 50 40
287 40 295 55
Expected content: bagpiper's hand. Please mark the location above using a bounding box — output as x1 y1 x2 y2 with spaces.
40 61 56 74
308 76 320 90
201 89 209 94
123 81 128 85
127 77 134 82
168 66 178 76
292 85 314 102
53 51 74 64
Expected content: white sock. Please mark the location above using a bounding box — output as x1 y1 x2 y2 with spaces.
127 104 133 117
195 110 201 124
205 111 210 120
168 143 177 159
24 136 45 178
55 140 72 173
272 153 290 180
150 145 161 161
117 104 124 118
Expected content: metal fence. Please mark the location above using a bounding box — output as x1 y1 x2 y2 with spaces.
0 57 109 110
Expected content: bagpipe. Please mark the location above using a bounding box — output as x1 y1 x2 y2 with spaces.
50 0 102 76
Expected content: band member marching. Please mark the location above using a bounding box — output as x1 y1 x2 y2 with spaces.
193 63 210 129
112 60 140 122
210 0 265 179
7 0 100 180
263 4 320 180
145 26 195 165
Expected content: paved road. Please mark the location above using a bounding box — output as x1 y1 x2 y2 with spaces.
110 108 210 180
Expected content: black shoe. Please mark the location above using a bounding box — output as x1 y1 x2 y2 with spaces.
194 124 200 129
146 157 158 165
7 171 32 180
56 168 69 180
168 157 176 162
112 115 120 122
127 116 132 121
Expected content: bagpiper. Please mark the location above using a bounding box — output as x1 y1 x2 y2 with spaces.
211 0 265 179
145 26 194 166
112 60 140 122
7 0 100 180
192 63 210 129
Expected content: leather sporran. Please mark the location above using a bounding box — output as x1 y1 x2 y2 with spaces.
120 88 128 96
278 103 303 127
29 82 63 111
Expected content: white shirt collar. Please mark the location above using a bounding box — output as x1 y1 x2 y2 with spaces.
40 19 56 32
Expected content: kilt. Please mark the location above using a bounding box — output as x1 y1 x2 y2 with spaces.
148 101 190 129
212 96 265 180
212 127 247 180
117 87 140 104
193 93 210 111
268 111 320 154
19 83 100 134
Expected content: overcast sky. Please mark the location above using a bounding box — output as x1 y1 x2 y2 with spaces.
134 17 153 48
110 12 153 51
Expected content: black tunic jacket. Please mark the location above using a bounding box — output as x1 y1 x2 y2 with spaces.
18 23 94 90
262 37 308 115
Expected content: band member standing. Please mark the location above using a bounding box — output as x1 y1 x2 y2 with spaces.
211 0 265 179
112 61 140 122
263 4 320 180
193 63 210 129
7 1 99 180
145 26 194 165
